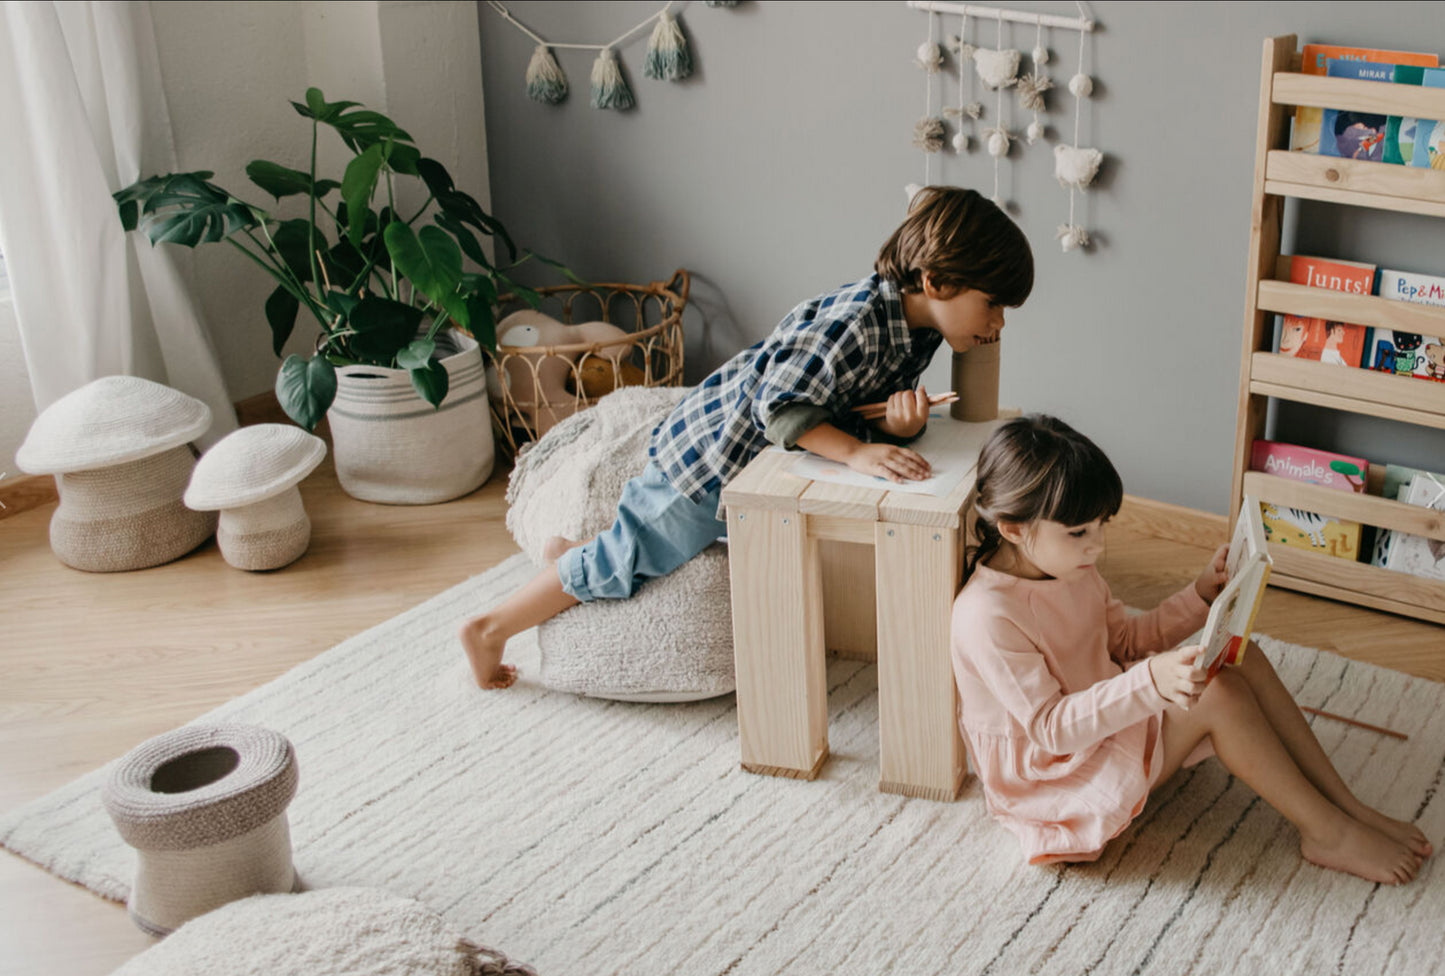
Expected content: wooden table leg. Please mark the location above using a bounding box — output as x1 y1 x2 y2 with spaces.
726 506 829 779
874 522 966 801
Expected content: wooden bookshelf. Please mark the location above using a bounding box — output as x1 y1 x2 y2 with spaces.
1230 35 1445 626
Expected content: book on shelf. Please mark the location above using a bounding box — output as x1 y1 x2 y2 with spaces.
1369 463 1444 568
1288 254 1376 294
1363 328 1445 380
1278 315 1367 366
1197 495 1273 680
1250 440 1367 561
1378 267 1445 308
1290 44 1439 154
1318 59 1427 164
1382 471 1445 581
1409 67 1445 170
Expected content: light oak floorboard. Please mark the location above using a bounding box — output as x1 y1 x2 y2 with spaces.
1 459 1440 975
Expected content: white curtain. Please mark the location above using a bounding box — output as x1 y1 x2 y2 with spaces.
0 1 236 446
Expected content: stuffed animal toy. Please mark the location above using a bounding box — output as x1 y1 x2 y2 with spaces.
566 321 646 398
490 314 645 436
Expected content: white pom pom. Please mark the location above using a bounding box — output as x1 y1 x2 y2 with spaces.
917 41 943 72
1054 144 1103 188
1027 120 1045 144
1032 45 1049 65
1069 73 1093 98
973 47 1021 89
1056 223 1090 252
987 128 1010 157
952 131 970 152
904 182 924 203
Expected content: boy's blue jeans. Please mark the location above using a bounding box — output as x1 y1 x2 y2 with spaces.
557 462 727 602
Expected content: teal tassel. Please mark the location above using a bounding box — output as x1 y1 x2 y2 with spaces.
590 48 634 110
643 11 692 81
525 45 567 104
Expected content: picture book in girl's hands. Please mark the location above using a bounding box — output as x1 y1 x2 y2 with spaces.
1198 496 1273 680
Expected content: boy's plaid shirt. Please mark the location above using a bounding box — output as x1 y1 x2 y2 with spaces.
649 274 943 502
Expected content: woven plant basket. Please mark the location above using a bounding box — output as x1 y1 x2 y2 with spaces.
483 269 689 458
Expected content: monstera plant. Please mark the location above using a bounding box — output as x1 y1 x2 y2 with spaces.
115 88 567 431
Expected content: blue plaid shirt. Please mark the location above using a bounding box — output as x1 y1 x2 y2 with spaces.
650 274 943 502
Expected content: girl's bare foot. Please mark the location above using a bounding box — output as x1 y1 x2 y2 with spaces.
1351 806 1433 859
458 616 518 689
541 536 578 563
1300 813 1421 885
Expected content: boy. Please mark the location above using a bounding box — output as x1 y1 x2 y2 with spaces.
462 186 1034 688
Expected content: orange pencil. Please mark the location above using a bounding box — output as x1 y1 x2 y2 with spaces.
853 391 959 420
1300 706 1407 741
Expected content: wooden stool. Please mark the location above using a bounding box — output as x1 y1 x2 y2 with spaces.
720 419 999 801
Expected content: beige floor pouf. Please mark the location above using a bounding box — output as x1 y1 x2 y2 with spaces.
507 386 736 702
102 724 300 937
15 375 215 572
185 424 327 571
107 887 535 976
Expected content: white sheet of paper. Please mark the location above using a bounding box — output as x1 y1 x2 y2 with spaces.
779 415 1002 498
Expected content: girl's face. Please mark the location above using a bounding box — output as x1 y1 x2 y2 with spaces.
1000 517 1107 581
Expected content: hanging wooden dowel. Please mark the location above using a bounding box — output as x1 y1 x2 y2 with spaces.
904 0 1094 33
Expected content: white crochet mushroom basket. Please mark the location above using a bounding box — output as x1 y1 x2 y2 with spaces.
506 386 735 702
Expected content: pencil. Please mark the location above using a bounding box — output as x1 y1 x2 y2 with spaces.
853 391 959 420
1300 705 1408 741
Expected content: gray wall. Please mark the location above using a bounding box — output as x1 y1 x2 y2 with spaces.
478 1 1445 514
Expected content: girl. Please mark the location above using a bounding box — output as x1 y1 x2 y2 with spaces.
950 414 1432 884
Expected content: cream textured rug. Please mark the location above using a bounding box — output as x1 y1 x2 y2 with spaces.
4 554 1444 975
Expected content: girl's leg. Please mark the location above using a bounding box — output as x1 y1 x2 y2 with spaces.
459 566 579 689
1157 668 1420 884
1234 643 1431 857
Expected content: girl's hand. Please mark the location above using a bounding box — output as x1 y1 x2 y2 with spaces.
1194 543 1229 604
1148 646 1208 709
874 387 931 440
845 443 931 483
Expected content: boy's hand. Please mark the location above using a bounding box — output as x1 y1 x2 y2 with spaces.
845 443 931 483
874 386 931 440
1148 646 1208 709
1194 543 1229 604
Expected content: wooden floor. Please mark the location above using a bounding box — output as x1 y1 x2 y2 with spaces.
1 455 1441 976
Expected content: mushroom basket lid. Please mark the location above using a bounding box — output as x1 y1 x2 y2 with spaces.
184 424 327 510
15 376 212 474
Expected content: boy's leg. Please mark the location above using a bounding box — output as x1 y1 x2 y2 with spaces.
460 569 578 688
1159 668 1420 884
1234 643 1431 857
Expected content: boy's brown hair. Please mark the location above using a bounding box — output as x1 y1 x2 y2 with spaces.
875 186 1033 307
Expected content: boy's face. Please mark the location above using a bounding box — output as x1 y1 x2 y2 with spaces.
1000 517 1107 581
922 276 1005 352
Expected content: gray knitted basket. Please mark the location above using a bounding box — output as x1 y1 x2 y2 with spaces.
102 724 300 937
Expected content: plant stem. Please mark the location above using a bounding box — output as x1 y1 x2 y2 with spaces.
306 118 322 299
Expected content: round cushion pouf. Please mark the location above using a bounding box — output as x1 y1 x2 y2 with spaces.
15 376 216 572
507 386 735 702
102 724 300 937
107 887 536 976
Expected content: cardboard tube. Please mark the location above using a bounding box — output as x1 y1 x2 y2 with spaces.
950 341 1000 422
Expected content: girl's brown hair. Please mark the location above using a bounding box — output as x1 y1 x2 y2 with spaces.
875 186 1034 307
964 414 1123 581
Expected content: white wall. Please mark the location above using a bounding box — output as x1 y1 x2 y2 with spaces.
2 0 489 474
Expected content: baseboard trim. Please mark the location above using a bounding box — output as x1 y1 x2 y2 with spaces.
1116 493 1228 549
1 390 285 521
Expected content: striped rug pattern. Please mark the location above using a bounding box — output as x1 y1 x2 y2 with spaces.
3 554 1442 975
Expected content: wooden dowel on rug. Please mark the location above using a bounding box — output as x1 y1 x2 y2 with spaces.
853 391 959 420
1300 706 1408 741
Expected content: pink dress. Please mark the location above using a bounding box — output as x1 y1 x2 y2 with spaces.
950 564 1210 864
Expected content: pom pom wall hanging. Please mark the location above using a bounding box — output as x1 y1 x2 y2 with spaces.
904 1 1101 253
487 0 724 111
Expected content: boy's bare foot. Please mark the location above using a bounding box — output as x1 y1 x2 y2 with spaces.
1300 814 1421 885
1351 806 1433 859
458 615 518 690
541 535 579 563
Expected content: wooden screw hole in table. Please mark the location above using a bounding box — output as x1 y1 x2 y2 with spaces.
719 419 1001 801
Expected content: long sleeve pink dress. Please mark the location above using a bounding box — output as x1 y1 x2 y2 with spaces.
950 563 1210 864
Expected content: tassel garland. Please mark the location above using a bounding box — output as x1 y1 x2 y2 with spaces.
525 45 567 103
590 49 634 110
644 11 692 81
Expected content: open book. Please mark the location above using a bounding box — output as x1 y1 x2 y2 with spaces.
1197 495 1274 679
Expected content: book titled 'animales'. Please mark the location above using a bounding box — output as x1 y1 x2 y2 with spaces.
1250 440 1368 561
